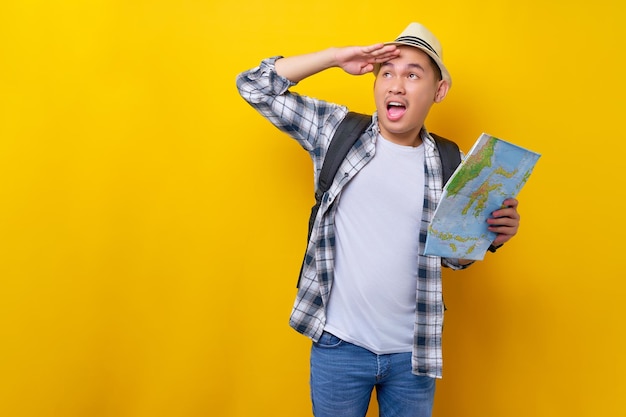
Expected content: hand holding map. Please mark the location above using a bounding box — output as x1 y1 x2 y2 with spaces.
424 133 541 260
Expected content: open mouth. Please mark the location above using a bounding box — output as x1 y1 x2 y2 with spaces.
387 102 406 121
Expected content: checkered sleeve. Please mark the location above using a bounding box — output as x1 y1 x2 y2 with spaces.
236 56 345 155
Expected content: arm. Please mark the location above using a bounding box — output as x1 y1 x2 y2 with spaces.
236 44 399 152
274 44 399 83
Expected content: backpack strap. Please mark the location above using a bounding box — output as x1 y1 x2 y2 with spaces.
307 112 372 240
298 112 371 288
430 132 461 185
317 112 372 198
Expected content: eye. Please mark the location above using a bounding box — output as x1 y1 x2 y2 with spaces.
408 73 419 80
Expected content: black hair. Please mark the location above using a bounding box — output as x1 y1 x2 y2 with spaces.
428 56 443 82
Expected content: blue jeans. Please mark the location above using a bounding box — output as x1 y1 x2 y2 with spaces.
310 332 435 417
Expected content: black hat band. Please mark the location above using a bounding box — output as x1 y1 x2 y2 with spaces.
395 36 439 58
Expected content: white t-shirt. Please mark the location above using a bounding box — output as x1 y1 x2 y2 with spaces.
325 134 425 354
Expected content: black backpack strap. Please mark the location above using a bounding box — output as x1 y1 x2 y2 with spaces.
307 112 371 240
317 112 372 197
297 112 372 288
430 132 461 185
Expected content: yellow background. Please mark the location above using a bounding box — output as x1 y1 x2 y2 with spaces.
1 1 625 416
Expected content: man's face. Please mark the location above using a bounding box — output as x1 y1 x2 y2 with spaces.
374 46 449 145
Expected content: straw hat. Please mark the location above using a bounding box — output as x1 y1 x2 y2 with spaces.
378 22 451 86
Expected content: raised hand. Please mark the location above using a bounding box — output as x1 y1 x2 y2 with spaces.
334 43 400 75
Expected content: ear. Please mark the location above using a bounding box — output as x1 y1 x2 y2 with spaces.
434 80 450 103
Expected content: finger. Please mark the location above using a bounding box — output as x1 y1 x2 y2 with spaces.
362 43 386 53
492 202 520 220
488 222 518 233
492 235 512 247
359 63 375 74
489 227 518 247
501 198 518 210
488 210 520 225
377 47 400 60
487 221 518 233
363 43 397 53
492 209 520 222
364 45 399 61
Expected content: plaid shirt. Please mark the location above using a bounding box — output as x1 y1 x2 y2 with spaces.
237 57 469 378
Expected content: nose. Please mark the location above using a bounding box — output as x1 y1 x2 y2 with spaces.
388 77 405 94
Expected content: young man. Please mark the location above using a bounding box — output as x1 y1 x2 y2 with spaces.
237 23 520 417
